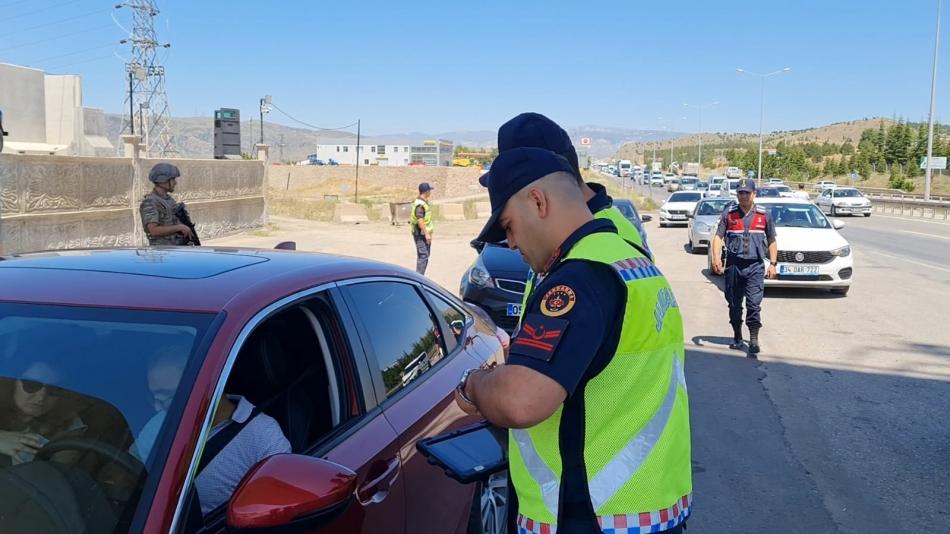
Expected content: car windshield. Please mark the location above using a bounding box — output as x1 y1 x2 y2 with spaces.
833 189 863 198
709 184 722 190
0 303 215 532
776 186 791 192
681 178 698 184
612 200 638 220
669 192 702 202
760 203 832 229
696 200 734 215
757 188 782 197
728 181 739 190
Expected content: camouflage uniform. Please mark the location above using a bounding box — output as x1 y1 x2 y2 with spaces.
140 192 183 245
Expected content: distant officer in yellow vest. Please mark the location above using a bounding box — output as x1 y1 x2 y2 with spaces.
456 147 692 533
410 182 434 275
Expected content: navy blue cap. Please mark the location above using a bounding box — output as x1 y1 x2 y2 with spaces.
737 178 756 193
148 162 180 183
418 182 434 193
479 112 578 187
475 147 576 243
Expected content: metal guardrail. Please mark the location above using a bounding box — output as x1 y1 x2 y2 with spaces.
870 196 950 220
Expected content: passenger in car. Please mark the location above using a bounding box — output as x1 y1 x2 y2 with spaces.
194 393 291 514
131 347 189 461
0 360 86 466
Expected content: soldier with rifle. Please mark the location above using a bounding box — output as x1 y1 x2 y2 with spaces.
140 163 200 246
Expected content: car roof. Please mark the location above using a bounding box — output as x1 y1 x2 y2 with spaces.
0 247 423 312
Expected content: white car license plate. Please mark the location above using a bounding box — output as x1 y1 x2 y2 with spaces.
779 264 819 274
670 215 686 220
506 303 523 317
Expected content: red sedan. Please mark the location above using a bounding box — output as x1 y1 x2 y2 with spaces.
0 247 509 533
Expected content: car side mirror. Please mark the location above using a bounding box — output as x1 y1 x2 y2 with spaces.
832 219 846 230
640 214 653 222
227 454 358 531
469 239 485 253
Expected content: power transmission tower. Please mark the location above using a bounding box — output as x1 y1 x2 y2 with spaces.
118 1 176 157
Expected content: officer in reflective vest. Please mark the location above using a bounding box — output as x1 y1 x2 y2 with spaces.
711 178 778 358
456 147 692 533
410 182 434 275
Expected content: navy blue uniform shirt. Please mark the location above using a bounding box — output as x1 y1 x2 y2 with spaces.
585 182 612 214
508 217 627 531
715 203 776 261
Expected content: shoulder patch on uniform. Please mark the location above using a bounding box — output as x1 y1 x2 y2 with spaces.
541 284 576 317
728 204 740 212
510 314 569 362
755 205 767 213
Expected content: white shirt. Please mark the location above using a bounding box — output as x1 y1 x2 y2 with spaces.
793 191 810 200
195 395 291 514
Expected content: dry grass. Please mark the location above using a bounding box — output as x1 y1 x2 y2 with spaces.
584 171 659 211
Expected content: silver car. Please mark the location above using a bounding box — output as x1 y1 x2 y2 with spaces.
688 197 736 253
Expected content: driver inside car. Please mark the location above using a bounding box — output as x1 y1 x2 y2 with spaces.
0 360 86 466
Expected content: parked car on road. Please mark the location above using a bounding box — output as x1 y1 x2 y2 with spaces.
679 177 699 191
667 178 681 192
0 247 508 533
651 175 665 187
612 198 654 253
460 241 530 334
816 187 872 217
705 183 723 197
660 191 703 227
688 197 735 253
814 180 837 192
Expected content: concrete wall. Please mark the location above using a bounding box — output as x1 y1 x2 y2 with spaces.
0 63 46 143
0 153 266 255
44 75 83 151
269 165 485 199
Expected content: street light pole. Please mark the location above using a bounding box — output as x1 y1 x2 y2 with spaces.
737 67 791 183
684 101 718 171
925 0 942 201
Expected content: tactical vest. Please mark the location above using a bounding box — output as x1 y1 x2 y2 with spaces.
410 198 433 235
509 231 692 532
724 205 769 260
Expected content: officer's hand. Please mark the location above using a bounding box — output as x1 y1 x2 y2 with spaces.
425 234 432 246
178 224 193 238
712 258 724 275
454 388 480 416
767 264 777 279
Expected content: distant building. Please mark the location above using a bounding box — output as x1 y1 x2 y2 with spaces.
309 138 453 167
0 63 113 156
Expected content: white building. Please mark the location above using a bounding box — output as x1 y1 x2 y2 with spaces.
309 139 453 167
0 63 113 156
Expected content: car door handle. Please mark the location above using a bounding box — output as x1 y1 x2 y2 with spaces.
356 457 400 505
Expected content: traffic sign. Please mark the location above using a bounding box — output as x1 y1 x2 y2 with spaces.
580 137 592 146
920 156 947 170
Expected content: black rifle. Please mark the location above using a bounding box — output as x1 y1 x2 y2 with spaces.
174 203 201 246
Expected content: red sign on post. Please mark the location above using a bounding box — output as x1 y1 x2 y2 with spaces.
580 137 591 146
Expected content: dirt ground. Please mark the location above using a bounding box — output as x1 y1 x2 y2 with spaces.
208 215 489 293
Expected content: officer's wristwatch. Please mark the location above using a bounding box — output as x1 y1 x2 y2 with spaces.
456 368 478 407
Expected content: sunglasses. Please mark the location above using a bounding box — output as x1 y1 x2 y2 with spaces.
17 379 60 396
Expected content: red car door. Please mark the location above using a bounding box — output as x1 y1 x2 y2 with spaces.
339 280 484 534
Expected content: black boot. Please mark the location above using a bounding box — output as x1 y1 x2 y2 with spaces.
729 326 743 350
748 328 761 358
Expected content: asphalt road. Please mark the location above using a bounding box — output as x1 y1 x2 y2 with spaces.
212 192 950 533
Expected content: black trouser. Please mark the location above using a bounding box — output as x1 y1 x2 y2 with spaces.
413 232 430 275
724 256 765 329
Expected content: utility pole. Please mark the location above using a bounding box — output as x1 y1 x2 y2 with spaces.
355 120 361 203
684 101 718 171
278 134 285 163
117 0 175 156
737 67 791 183
925 0 942 201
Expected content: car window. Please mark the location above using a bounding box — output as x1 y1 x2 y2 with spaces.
613 200 637 220
697 200 732 215
0 303 215 533
757 188 781 197
346 282 445 398
426 291 468 353
762 203 831 229
833 189 862 197
669 192 702 202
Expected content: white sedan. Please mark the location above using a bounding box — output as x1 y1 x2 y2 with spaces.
659 191 703 227
815 187 872 217
757 197 854 295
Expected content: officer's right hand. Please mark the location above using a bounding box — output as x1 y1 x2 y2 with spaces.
712 257 724 275
178 224 193 238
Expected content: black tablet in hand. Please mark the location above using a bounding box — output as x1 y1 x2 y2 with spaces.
416 421 507 484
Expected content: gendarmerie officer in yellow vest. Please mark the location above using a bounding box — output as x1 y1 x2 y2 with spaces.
410 182 434 275
456 147 692 533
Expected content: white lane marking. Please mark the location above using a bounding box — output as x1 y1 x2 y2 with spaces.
872 213 950 226
868 250 950 275
902 230 950 241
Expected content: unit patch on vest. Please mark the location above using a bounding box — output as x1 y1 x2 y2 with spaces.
654 287 679 332
541 285 576 317
511 314 569 362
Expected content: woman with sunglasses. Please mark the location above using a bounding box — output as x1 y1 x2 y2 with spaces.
0 361 85 466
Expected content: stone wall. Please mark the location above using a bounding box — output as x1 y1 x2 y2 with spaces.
268 165 485 199
0 153 265 255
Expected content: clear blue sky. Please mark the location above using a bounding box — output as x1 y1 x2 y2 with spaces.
2 0 948 136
